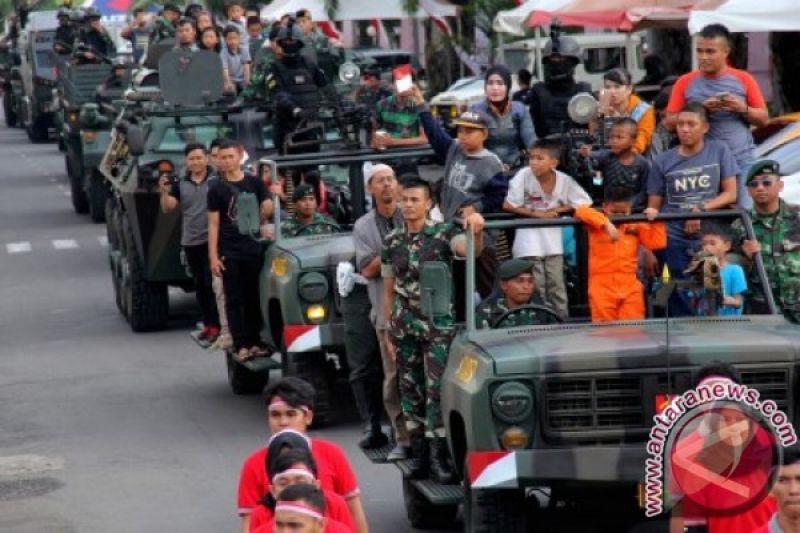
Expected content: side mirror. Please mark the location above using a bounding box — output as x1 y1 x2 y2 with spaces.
420 261 453 323
126 125 145 156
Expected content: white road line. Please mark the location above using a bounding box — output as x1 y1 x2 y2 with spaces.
52 239 79 250
63 191 71 197
6 242 32 254
98 236 108 247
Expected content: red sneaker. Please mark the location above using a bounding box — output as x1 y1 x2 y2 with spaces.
206 326 220 342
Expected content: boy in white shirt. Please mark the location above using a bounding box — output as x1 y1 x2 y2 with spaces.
503 139 592 317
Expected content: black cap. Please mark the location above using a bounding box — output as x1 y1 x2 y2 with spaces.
292 183 315 203
266 429 311 478
451 110 490 130
163 3 182 14
746 159 781 184
498 259 535 281
84 7 101 19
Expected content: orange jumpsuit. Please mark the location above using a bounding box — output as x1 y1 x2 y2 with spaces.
575 206 667 321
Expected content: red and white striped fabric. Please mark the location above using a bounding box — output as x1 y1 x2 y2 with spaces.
467 451 519 489
284 325 321 353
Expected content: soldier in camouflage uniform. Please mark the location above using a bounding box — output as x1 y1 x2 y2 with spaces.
280 183 338 237
241 23 277 102
732 160 800 323
149 4 181 45
381 177 485 484
73 8 114 65
475 258 560 328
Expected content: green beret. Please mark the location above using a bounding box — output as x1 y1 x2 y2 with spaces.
292 183 315 203
746 159 781 184
498 259 535 281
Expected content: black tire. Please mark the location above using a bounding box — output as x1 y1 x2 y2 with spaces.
67 149 89 214
463 475 529 533
26 116 48 143
281 350 331 426
3 90 17 127
121 216 169 332
87 170 108 223
107 198 125 316
226 351 269 395
402 477 459 529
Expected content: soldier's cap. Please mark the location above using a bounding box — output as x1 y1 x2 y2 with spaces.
451 110 490 130
57 8 70 18
292 183 316 203
163 3 182 14
498 259 536 281
746 159 781 183
83 7 101 19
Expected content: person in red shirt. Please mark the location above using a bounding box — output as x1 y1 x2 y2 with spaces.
755 445 800 533
249 449 354 531
669 363 778 533
252 484 352 533
238 378 367 533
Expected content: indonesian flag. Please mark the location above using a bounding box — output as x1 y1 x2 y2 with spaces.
419 0 452 36
317 21 340 41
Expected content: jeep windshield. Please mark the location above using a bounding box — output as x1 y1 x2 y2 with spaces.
155 124 235 152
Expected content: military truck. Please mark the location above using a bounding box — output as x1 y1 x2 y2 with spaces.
368 211 800 532
16 11 59 142
101 49 270 332
1 30 21 127
222 147 434 418
55 59 114 220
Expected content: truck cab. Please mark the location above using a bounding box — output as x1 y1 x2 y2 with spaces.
17 10 59 142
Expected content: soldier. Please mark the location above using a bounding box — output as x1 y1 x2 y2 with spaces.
382 177 485 484
74 8 114 65
475 258 560 328
280 184 337 238
266 23 329 155
733 160 800 323
53 8 75 55
354 66 391 111
241 21 278 102
150 3 181 45
174 17 198 51
95 61 127 103
295 8 330 65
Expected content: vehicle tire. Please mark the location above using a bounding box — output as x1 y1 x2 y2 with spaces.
67 152 89 214
107 198 124 315
121 216 169 332
402 477 459 529
3 90 17 127
226 351 269 395
87 170 108 223
26 116 48 143
463 475 530 533
281 349 331 426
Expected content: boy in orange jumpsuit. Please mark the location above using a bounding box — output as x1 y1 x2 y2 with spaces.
575 186 666 321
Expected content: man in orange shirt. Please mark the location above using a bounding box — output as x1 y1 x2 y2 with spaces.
575 186 666 321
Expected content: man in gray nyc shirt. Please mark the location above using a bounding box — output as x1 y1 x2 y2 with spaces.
159 142 220 341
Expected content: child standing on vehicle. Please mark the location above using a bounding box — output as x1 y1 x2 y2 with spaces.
575 187 666 322
503 139 592 318
699 223 747 316
589 118 651 210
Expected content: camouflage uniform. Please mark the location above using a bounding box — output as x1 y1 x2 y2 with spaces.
381 221 461 438
732 200 800 323
149 16 175 45
241 49 274 102
475 297 557 329
280 211 337 237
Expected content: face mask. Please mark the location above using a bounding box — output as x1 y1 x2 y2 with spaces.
544 61 575 84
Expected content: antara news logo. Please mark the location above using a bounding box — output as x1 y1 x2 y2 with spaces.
643 376 798 518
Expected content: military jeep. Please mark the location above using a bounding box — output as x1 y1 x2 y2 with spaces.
220 147 434 419
377 210 800 532
101 49 270 332
16 11 59 142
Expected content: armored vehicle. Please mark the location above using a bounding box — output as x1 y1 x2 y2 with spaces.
55 58 114 220
222 147 434 418
1 28 21 127
16 11 59 142
370 211 800 532
102 49 269 332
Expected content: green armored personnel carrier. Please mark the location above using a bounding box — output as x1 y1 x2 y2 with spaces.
102 49 269 332
0 22 20 127
15 11 59 142
368 211 800 532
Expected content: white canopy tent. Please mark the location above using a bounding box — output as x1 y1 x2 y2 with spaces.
688 0 800 33
493 0 572 36
261 0 458 22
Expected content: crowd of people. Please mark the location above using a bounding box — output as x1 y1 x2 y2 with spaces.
48 5 797 530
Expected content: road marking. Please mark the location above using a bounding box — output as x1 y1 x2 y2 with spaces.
98 236 108 247
0 455 64 478
63 191 71 197
6 242 32 254
52 239 79 250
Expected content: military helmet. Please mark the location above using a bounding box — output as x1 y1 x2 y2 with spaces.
83 7 102 19
57 7 71 18
543 35 582 65
274 23 305 46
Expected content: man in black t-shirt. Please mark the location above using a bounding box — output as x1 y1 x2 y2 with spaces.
208 140 273 362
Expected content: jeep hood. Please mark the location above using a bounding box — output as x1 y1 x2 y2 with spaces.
278 233 355 269
475 317 800 376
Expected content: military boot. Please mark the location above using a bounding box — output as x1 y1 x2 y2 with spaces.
429 438 456 485
352 379 388 449
409 435 429 479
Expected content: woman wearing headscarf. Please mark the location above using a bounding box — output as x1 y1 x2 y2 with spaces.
471 65 536 170
598 67 655 154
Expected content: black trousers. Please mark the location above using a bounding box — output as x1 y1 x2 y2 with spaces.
221 254 263 350
184 243 220 329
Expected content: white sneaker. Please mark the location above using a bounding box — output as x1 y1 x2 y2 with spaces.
208 334 233 352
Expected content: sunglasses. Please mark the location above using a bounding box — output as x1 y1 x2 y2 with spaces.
747 177 779 188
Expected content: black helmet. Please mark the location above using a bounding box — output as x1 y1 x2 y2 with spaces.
57 7 70 19
274 23 304 46
83 7 102 19
542 35 581 65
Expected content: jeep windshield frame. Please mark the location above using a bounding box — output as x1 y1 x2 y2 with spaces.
463 209 777 338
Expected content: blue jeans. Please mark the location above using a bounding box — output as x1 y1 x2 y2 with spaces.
660 227 702 316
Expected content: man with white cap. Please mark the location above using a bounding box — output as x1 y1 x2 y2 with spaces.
349 163 408 459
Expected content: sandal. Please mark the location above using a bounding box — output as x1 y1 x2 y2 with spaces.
234 347 254 363
249 345 269 357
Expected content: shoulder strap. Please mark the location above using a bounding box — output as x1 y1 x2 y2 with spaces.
630 100 651 122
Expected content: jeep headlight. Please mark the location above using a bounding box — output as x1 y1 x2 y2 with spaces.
298 272 328 302
271 255 289 277
492 381 533 423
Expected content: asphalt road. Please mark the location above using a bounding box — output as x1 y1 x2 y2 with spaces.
0 118 448 532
